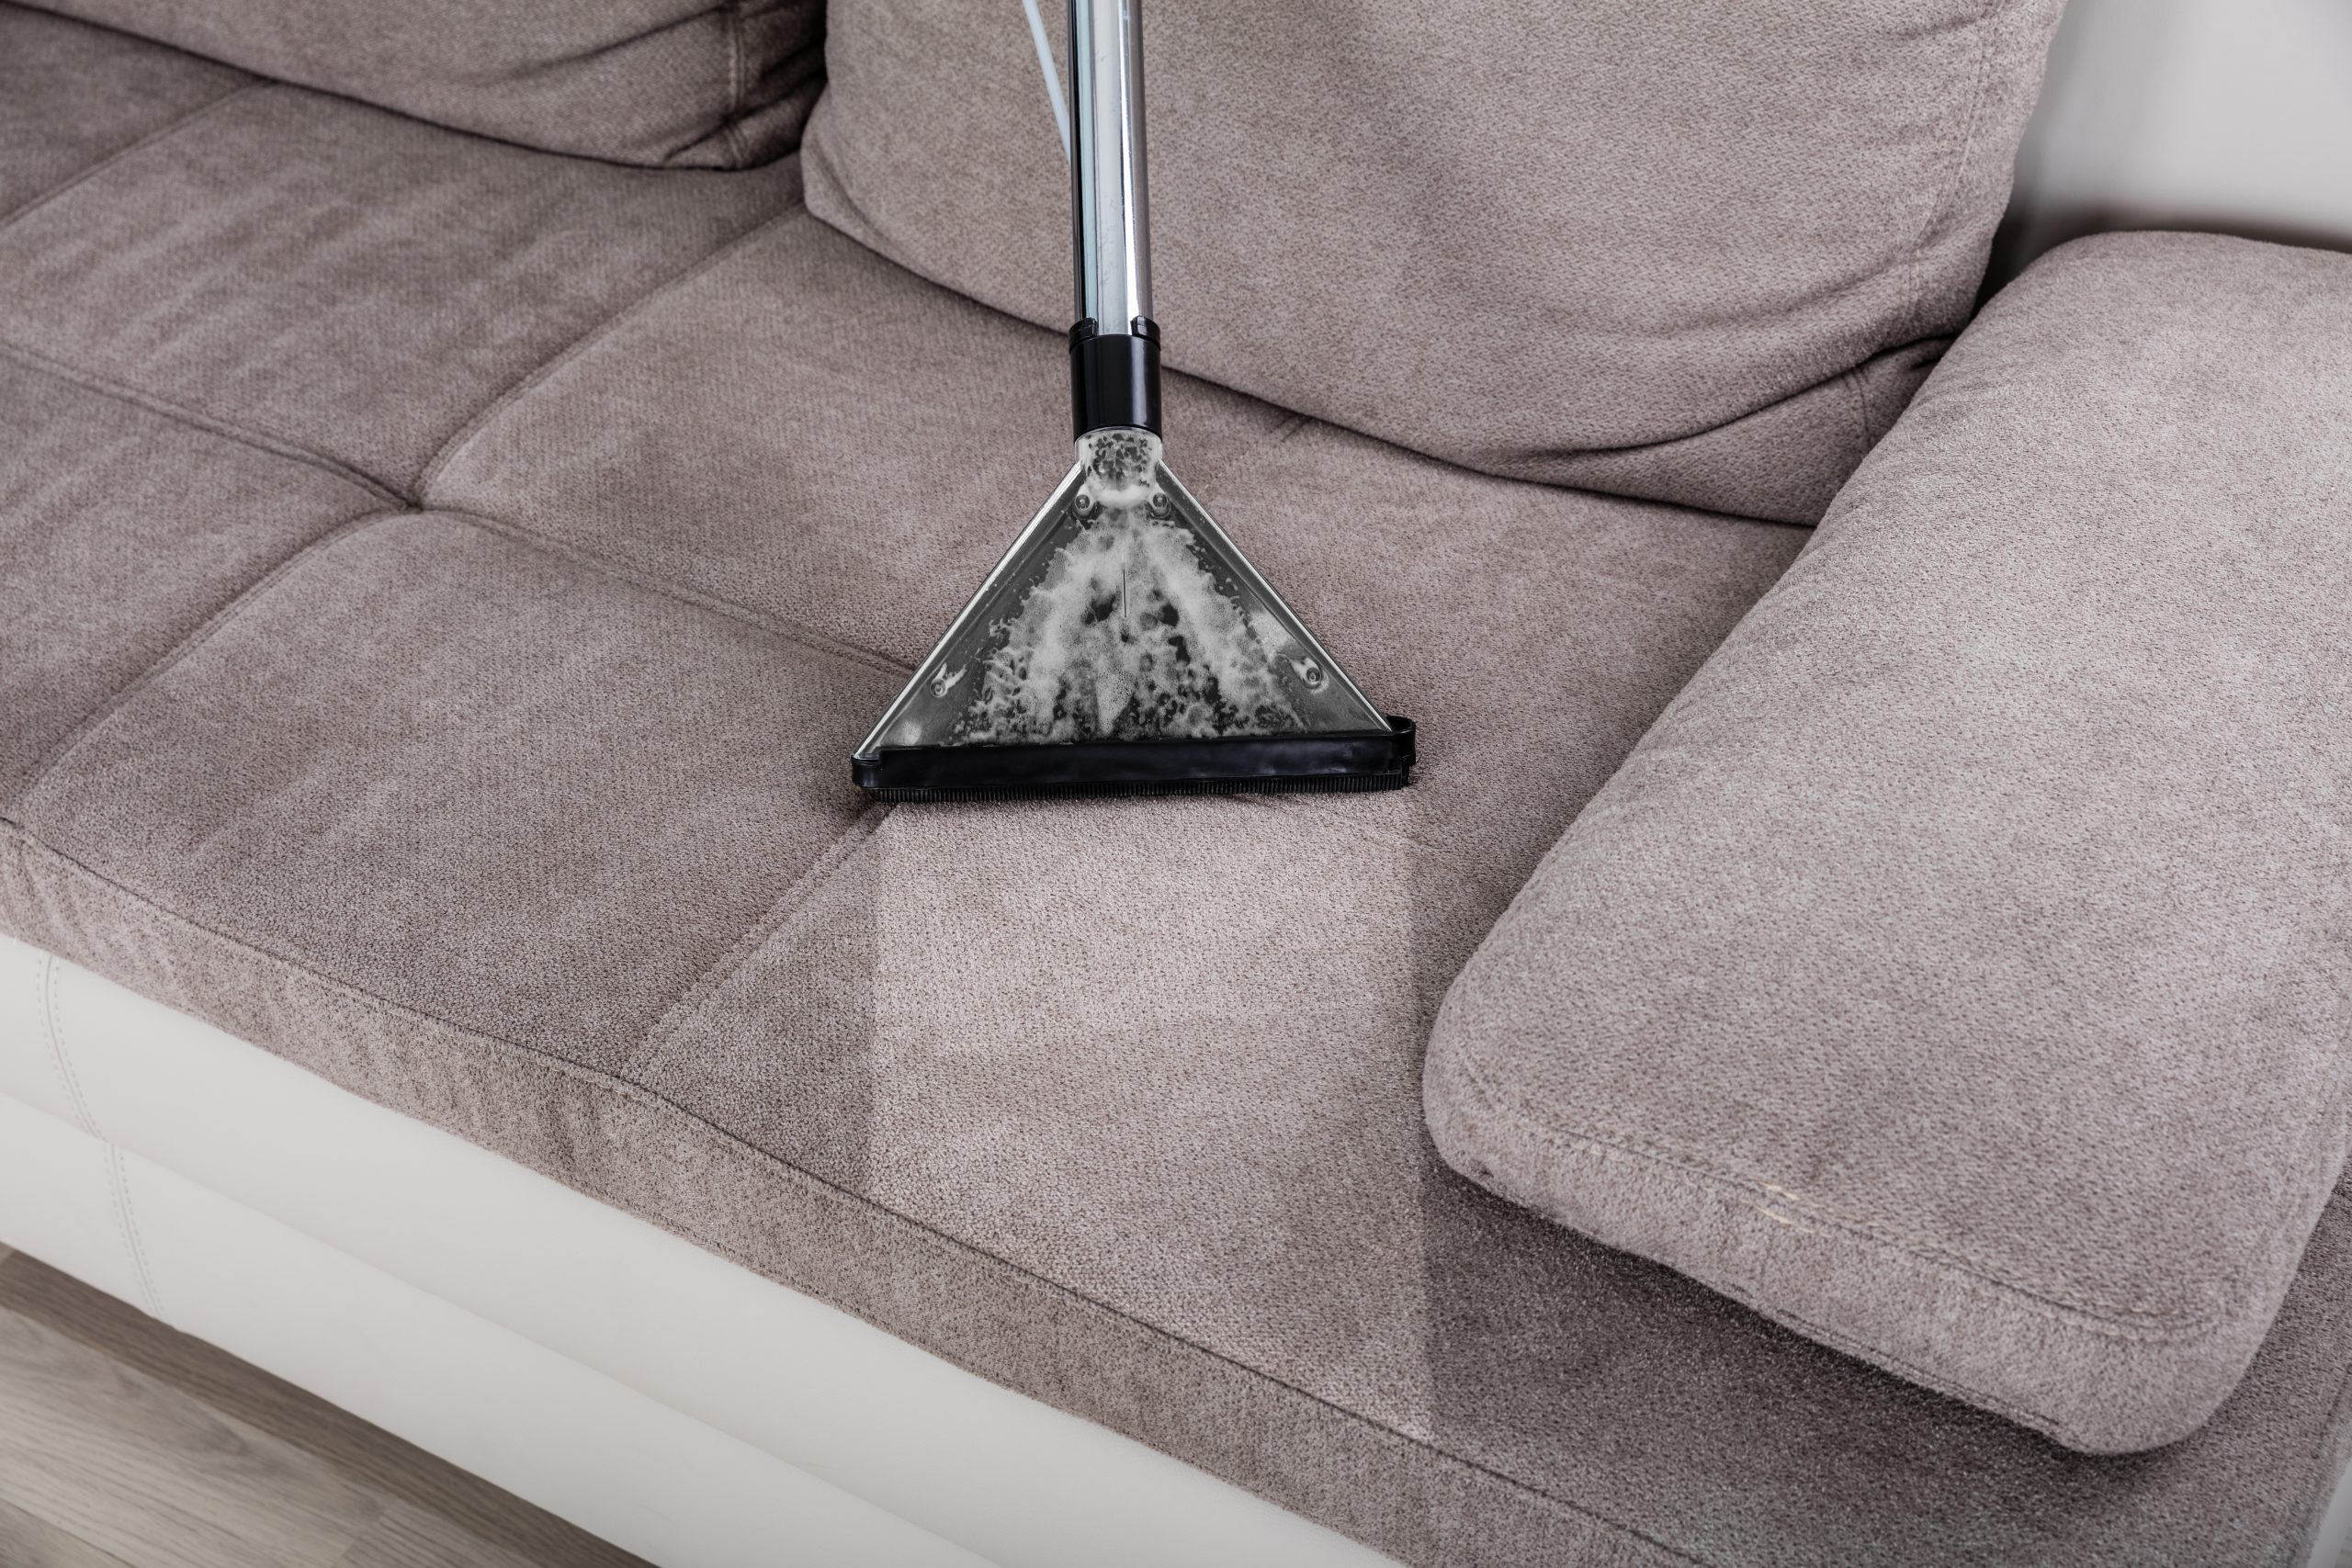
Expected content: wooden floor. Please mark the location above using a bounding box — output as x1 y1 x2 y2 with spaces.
0 1245 648 1568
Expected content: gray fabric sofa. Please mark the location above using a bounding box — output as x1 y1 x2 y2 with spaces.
5 2 2350 1563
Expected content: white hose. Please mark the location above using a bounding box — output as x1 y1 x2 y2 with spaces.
1021 0 1073 162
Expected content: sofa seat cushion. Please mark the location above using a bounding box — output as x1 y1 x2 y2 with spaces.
18 0 822 169
0 79 799 494
806 0 2063 524
1426 233 2352 1457
7 122 2352 1558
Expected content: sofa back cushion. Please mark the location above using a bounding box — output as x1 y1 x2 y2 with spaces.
804 0 2063 523
22 0 823 168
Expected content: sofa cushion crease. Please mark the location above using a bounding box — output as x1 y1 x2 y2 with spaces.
428 505 911 685
4 509 414 817
411 196 818 504
0 6 252 219
0 353 392 807
0 77 258 237
0 334 402 509
1426 231 2352 1456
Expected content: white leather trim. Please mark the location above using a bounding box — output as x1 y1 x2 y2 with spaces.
0 1088 142 1304
0 933 1396 1568
0 1092 989 1568
0 942 80 1127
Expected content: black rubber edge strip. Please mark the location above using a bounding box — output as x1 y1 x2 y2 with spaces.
854 718 1414 802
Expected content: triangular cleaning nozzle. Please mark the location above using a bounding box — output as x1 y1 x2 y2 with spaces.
854 431 1410 800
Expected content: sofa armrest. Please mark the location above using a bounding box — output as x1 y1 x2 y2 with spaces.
1424 232 2352 1454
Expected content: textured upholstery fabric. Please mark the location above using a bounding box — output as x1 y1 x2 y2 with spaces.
0 357 383 799
11 515 898 1077
425 210 1794 894
1427 232 2352 1457
0 85 798 494
0 6 247 219
18 0 821 168
6 23 2352 1566
424 211 1296 671
805 0 2063 524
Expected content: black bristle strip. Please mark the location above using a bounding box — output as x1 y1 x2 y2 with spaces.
870 772 1408 805
853 718 1416 805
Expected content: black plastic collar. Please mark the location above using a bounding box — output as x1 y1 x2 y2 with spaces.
1069 316 1162 437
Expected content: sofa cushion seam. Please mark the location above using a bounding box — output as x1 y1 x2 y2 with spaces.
719 0 752 169
5 823 1713 1568
625 800 892 1083
6 511 413 818
415 197 808 497
1447 1033 2244 1337
1442 1027 2248 1340
0 337 405 507
0 79 262 237
432 507 909 679
1839 365 1875 470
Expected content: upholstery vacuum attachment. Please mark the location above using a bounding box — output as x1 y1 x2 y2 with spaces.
852 0 1410 802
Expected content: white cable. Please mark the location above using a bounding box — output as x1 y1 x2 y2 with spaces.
1022 0 1072 163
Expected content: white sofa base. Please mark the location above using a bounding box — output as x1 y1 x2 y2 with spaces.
0 932 1394 1568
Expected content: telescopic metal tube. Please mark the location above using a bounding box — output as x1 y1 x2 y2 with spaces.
1069 0 1152 333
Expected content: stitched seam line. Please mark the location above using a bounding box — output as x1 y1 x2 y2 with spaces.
107 1146 165 1321
4 103 797 506
1840 366 1876 468
41 952 99 1139
0 80 260 237
415 197 808 497
720 1 752 169
1896 2 2001 348
1759 1287 2095 1449
5 824 1707 1568
1444 1032 2245 1339
627 802 892 1083
1450 1035 2237 1336
0 338 403 507
6 512 413 818
41 952 166 1321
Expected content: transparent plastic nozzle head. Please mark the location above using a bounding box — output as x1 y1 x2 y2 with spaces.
857 430 1387 758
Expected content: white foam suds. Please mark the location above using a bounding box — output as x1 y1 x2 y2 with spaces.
950 434 1302 743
